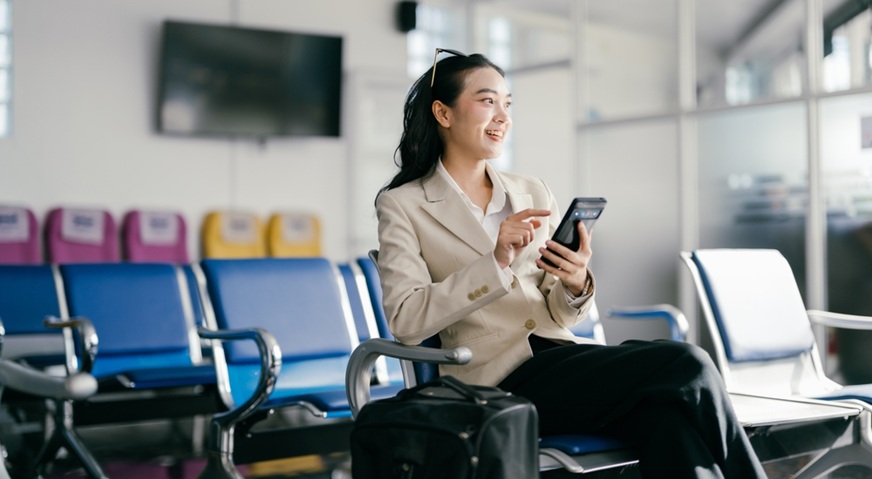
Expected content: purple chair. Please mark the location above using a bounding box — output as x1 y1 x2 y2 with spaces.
121 210 189 263
45 207 119 264
0 205 40 264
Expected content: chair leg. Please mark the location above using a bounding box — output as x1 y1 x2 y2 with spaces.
32 399 107 479
792 443 872 479
197 419 243 479
196 450 245 479
793 410 872 479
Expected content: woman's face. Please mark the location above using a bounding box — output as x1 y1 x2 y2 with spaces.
437 67 512 162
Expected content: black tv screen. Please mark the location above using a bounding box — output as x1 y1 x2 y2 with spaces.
157 21 342 138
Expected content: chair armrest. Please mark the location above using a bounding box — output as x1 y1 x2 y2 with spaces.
43 315 98 373
807 310 872 330
197 326 281 433
346 338 471 418
0 360 97 400
607 304 689 342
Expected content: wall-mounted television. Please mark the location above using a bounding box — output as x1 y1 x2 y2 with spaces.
157 20 342 139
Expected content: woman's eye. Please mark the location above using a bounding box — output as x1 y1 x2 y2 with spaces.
483 98 494 104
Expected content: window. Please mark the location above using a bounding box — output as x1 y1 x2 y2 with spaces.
407 5 466 79
0 0 10 137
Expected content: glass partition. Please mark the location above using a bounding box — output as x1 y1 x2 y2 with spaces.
821 92 872 383
822 0 872 92
697 102 808 294
697 0 805 107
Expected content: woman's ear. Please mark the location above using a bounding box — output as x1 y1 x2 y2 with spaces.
432 101 451 128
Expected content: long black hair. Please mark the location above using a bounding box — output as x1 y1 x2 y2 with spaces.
377 52 505 202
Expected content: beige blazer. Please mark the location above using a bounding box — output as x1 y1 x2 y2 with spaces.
376 168 598 386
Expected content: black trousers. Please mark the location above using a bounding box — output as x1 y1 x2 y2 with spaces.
498 339 767 479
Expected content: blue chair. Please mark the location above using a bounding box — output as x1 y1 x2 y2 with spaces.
196 257 402 478
59 263 217 391
0 264 106 477
682 248 872 477
42 263 221 476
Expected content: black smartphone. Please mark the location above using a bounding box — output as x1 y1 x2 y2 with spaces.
540 197 606 267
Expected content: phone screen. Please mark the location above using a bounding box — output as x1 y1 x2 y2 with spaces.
541 197 606 267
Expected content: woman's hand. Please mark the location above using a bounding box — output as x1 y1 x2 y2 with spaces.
494 209 551 269
536 220 592 296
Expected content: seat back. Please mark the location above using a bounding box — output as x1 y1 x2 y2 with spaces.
355 255 392 340
339 262 379 344
0 264 66 363
122 210 189 263
340 261 402 385
267 212 321 257
0 205 40 265
199 258 359 408
60 263 202 379
45 207 119 264
201 211 266 259
682 249 830 396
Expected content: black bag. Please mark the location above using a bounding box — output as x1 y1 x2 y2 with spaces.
350 375 539 479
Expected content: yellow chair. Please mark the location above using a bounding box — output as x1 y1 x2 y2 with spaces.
201 210 266 259
267 212 322 257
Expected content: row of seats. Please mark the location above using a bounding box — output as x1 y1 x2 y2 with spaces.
0 205 321 265
0 256 397 478
8 249 869 477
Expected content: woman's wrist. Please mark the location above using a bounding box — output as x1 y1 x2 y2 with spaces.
568 274 593 298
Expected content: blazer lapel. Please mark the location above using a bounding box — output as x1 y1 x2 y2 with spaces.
420 173 494 256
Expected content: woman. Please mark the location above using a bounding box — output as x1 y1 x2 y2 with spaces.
375 49 766 479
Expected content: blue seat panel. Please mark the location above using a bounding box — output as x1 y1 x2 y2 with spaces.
91 350 200 380
182 264 206 328
540 434 631 455
61 263 192 357
0 265 63 334
227 356 349 408
201 258 355 365
339 263 371 343
814 383 872 403
100 363 217 389
356 257 393 340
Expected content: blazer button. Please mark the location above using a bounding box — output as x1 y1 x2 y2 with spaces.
468 292 476 301
474 289 482 298
511 278 518 289
525 319 536 330
481 285 489 294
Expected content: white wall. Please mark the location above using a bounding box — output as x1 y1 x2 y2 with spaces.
0 0 408 261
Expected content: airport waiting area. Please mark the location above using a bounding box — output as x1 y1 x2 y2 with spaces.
1 204 872 478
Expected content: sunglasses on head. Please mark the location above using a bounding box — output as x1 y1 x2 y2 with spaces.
430 48 469 88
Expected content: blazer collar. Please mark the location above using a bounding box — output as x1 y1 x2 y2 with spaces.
420 167 534 256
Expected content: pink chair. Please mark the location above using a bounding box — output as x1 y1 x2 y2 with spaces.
0 205 40 264
45 207 119 264
121 210 189 263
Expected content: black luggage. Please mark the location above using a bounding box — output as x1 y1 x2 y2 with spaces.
350 375 539 479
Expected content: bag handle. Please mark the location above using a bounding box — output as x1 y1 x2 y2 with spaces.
432 375 489 405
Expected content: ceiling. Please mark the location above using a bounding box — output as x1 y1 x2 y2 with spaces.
469 0 847 57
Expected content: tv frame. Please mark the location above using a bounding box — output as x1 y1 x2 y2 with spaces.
156 20 343 139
